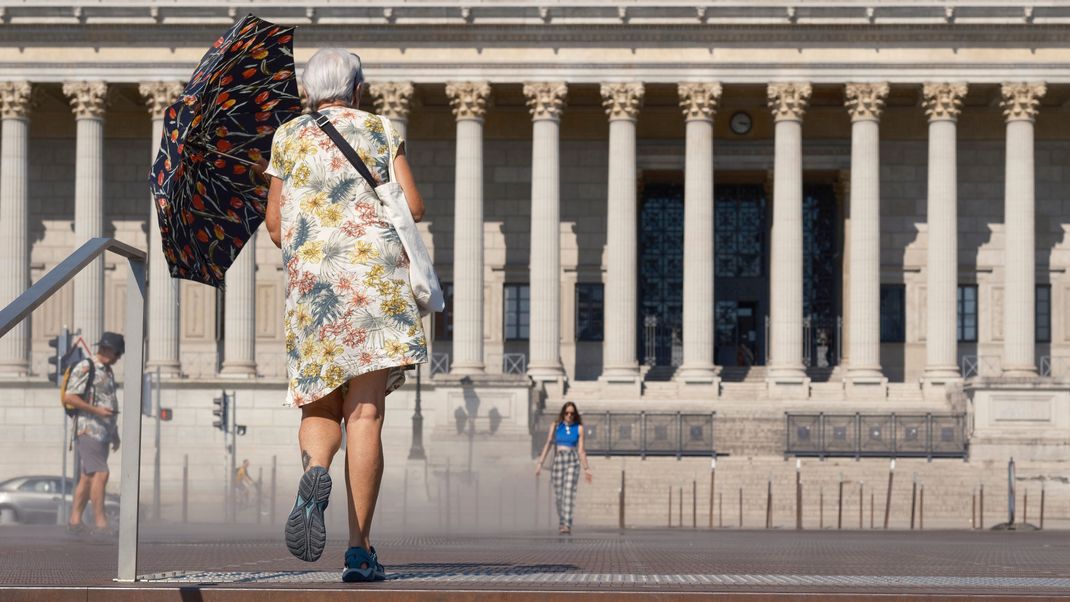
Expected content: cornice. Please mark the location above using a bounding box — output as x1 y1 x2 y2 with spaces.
3 23 1070 49
5 3 1070 29
8 62 1070 85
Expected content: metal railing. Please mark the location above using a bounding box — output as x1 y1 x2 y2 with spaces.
960 354 1001 378
785 413 968 460
0 238 146 582
502 352 526 375
430 352 450 375
560 411 716 459
1040 355 1070 379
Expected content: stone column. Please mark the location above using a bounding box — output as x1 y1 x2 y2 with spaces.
921 83 968 385
0 82 33 376
1001 82 1046 377
844 82 889 387
676 82 722 384
524 82 568 382
369 82 414 141
766 82 811 389
139 82 184 378
445 82 491 375
63 81 108 348
220 232 257 377
600 83 644 382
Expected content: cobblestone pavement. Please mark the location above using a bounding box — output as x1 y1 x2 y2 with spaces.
2 524 1069 595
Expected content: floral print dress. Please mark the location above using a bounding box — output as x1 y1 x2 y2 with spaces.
266 107 427 407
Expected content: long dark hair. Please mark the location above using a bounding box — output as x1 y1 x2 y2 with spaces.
556 401 582 425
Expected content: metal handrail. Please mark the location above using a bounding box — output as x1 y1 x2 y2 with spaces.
0 237 146 583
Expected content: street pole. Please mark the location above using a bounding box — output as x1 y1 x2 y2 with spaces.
153 367 161 522
409 365 425 460
230 391 237 523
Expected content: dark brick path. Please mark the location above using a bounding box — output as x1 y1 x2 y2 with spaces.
2 524 1069 597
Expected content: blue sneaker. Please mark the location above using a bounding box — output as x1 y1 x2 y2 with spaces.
369 546 387 581
285 466 331 562
342 546 376 582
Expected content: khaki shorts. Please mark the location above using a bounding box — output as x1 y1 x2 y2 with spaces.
76 436 110 475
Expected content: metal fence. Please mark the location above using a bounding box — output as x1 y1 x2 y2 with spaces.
577 411 716 458
785 413 968 460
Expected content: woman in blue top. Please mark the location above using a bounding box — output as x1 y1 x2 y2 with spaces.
535 402 592 534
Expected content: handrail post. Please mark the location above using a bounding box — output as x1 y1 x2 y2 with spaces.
116 253 146 582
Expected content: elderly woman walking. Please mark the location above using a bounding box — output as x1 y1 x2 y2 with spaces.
264 48 427 582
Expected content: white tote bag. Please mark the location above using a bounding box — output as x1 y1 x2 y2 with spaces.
375 115 445 316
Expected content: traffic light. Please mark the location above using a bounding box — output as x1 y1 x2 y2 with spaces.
159 408 173 421
212 392 229 432
235 425 247 436
47 328 71 385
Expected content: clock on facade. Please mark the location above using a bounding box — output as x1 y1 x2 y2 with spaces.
730 111 752 135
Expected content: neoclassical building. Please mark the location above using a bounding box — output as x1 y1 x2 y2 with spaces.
0 1 1068 526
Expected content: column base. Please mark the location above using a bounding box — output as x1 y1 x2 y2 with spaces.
0 361 30 378
1001 365 1039 378
145 360 183 379
599 365 642 397
765 366 810 399
675 364 722 386
921 367 962 401
844 372 889 400
450 361 486 376
219 361 257 379
528 367 567 399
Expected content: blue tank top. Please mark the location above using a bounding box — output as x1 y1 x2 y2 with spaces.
554 421 579 447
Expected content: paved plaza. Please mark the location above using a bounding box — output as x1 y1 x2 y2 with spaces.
1 524 1069 598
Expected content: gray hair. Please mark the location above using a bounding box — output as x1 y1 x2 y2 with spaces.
301 48 365 107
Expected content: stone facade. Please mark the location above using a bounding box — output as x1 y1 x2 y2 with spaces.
0 1 1068 527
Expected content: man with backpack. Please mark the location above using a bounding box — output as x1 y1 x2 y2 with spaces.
63 332 123 534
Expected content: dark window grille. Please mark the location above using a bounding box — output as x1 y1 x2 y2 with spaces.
504 284 530 341
880 284 906 343
433 282 454 341
1037 284 1051 343
957 285 978 343
576 283 604 342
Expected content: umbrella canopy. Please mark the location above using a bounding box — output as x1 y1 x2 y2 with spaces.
151 13 301 287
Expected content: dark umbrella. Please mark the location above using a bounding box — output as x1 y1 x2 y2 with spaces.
150 14 301 287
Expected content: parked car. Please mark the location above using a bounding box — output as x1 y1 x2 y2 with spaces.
0 475 120 526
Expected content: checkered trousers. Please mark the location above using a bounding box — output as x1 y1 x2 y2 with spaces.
551 448 580 528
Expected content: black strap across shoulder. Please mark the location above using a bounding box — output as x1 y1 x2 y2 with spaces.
309 111 379 190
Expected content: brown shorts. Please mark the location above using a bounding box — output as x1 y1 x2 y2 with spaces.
76 436 110 475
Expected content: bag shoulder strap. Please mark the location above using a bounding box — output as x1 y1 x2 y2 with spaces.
82 358 96 399
309 111 379 190
378 115 398 184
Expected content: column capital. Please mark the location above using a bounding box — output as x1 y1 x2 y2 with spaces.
0 81 33 119
677 82 722 121
1000 81 1046 122
922 82 968 122
844 82 889 122
445 81 491 121
138 81 184 118
369 81 414 120
767 82 811 122
600 82 644 121
62 81 108 119
523 81 568 121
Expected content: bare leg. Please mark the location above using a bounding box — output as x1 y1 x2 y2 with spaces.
342 369 388 550
69 473 91 526
89 472 109 529
298 388 344 472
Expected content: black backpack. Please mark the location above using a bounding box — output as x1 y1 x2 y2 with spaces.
60 355 95 418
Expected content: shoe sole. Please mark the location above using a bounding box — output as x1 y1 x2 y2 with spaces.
342 566 376 582
285 466 331 562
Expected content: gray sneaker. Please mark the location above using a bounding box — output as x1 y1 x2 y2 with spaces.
285 466 331 562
